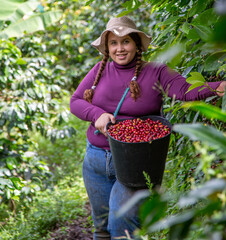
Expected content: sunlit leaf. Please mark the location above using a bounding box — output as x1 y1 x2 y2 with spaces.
0 0 39 21
182 101 226 122
6 157 17 170
186 72 205 84
185 72 206 93
0 11 62 39
10 177 23 190
8 1 40 23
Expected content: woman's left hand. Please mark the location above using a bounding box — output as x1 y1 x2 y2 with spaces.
216 81 226 97
95 113 116 137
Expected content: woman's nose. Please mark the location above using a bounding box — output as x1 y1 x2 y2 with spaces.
117 44 124 52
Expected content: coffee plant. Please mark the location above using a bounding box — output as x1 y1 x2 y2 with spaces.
0 1 75 205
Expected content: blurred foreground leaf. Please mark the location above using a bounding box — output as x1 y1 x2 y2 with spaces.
173 123 226 155
182 101 226 122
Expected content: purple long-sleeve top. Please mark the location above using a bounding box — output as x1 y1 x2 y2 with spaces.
70 58 221 150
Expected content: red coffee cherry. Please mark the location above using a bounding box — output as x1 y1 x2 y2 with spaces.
107 118 170 143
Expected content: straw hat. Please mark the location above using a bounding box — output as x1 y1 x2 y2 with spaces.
91 16 152 54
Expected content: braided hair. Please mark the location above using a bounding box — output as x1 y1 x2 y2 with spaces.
128 32 142 100
83 33 110 103
83 32 143 103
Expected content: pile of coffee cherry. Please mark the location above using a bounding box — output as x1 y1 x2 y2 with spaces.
107 118 171 143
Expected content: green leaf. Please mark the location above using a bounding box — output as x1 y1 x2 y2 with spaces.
0 10 62 39
140 193 168 228
151 43 184 67
155 25 175 42
122 0 141 10
0 178 11 186
6 188 11 199
6 157 17 170
8 0 40 23
189 0 208 17
85 0 95 6
182 101 226 122
186 28 200 40
186 72 205 83
181 22 190 34
216 64 226 76
210 17 226 44
118 0 142 17
173 123 226 155
117 10 134 17
185 82 206 94
0 0 35 21
193 24 212 42
10 177 23 190
205 51 226 71
116 190 150 217
160 16 180 26
15 58 27 65
186 72 205 86
223 85 226 111
150 211 195 232
192 8 218 26
179 178 226 207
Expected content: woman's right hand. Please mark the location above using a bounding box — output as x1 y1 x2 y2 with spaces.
95 113 116 137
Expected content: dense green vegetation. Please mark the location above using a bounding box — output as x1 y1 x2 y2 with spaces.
0 0 225 239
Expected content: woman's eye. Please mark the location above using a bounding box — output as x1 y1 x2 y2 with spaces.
110 41 117 45
124 40 130 44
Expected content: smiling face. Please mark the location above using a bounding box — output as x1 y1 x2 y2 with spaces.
108 32 137 65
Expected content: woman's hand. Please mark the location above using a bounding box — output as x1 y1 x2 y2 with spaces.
216 81 226 97
95 113 116 137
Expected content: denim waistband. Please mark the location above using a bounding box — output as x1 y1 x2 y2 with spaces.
87 140 110 153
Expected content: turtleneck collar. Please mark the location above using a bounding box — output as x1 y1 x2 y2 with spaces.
112 56 136 69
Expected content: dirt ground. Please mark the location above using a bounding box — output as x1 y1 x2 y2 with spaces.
48 203 93 240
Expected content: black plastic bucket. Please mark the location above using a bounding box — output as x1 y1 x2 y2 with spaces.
106 115 172 189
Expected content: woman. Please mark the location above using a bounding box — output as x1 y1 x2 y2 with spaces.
70 16 225 240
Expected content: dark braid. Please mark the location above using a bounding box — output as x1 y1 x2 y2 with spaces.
129 33 143 101
83 33 110 103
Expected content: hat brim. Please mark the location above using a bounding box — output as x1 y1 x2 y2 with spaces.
91 27 152 54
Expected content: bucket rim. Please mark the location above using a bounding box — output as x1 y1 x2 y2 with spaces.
106 115 172 144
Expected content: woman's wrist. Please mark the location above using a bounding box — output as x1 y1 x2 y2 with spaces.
216 81 226 97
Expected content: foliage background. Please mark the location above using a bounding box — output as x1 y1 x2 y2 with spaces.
0 0 225 239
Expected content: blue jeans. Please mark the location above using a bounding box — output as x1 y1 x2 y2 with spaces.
83 141 140 240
